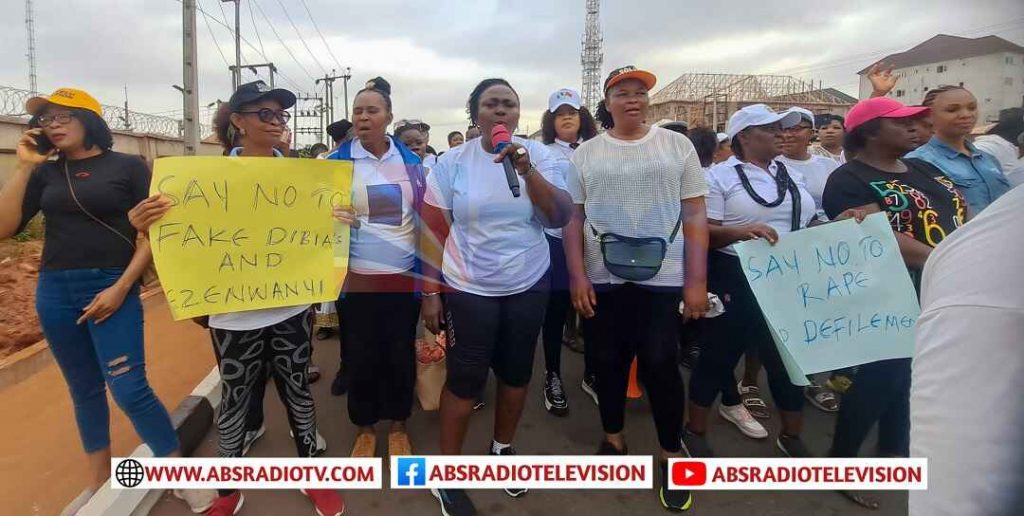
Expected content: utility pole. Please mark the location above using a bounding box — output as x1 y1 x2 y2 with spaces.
294 94 325 146
316 68 351 123
580 0 604 110
232 62 277 87
120 85 133 132
222 0 241 90
182 0 200 155
25 0 37 94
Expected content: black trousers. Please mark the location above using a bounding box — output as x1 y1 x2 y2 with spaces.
336 272 420 427
689 252 804 413
210 308 319 458
542 234 572 376
830 358 911 457
588 282 683 452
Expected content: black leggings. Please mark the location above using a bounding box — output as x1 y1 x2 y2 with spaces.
588 283 683 452
210 308 319 458
336 273 420 427
830 358 910 457
542 234 572 376
689 252 804 413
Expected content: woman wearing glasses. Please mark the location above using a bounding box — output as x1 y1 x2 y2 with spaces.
0 88 212 515
127 81 344 516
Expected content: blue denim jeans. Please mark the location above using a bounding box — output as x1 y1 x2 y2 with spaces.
36 268 179 456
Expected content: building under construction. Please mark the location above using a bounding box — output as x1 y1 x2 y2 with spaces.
648 73 858 132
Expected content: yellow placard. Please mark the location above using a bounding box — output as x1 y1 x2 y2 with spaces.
149 156 352 320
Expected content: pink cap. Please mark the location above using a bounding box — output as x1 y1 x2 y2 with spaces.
845 97 930 132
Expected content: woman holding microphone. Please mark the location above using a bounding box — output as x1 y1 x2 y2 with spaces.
420 78 572 516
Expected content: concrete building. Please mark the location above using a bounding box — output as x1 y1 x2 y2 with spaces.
858 34 1024 122
649 73 856 132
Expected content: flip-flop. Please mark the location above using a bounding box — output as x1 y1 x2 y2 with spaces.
839 490 881 510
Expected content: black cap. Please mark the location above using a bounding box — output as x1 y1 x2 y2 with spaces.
363 77 392 96
326 119 353 142
228 80 296 112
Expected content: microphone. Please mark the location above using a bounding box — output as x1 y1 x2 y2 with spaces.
491 124 521 198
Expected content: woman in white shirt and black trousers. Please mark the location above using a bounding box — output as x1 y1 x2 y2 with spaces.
684 104 814 462
565 66 710 513
420 78 573 516
325 77 427 460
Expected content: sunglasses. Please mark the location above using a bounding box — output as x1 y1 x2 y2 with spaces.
237 108 291 124
37 112 76 127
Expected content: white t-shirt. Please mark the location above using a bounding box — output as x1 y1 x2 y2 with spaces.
543 139 580 239
348 138 416 275
209 147 310 331
568 127 708 287
775 154 839 214
809 144 845 165
911 185 1024 516
705 156 816 256
973 134 1024 176
424 137 568 297
423 154 438 169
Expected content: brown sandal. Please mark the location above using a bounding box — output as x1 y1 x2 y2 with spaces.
350 432 376 458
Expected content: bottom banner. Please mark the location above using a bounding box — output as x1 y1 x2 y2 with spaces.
111 458 382 489
667 458 927 490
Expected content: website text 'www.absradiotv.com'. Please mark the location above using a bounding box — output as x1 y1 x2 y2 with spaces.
111 456 926 491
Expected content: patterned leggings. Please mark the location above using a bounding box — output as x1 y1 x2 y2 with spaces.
210 309 320 458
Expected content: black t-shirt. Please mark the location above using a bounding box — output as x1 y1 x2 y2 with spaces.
822 158 966 249
19 151 150 270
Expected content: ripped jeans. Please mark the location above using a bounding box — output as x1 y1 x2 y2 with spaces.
37 268 179 456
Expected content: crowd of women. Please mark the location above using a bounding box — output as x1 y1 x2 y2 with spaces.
1 60 1018 516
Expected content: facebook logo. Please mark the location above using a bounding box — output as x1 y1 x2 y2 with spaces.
397 457 426 487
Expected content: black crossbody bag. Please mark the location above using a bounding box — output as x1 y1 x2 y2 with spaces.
734 161 802 233
591 216 682 282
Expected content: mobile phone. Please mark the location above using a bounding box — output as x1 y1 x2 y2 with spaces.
28 118 54 154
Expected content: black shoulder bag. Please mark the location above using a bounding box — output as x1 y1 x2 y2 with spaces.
734 161 802 232
591 216 682 282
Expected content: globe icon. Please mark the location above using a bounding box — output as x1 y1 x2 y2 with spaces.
115 459 145 488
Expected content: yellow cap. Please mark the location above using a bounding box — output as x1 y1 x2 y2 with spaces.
25 88 103 117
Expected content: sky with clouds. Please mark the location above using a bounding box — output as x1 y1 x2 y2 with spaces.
1 0 1021 148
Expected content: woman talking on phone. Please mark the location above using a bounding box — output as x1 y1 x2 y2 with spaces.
0 89 214 515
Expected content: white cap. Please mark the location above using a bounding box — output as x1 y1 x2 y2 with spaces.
785 107 815 128
716 132 729 143
726 104 802 138
548 88 582 113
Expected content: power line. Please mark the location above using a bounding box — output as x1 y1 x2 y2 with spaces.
247 0 266 57
298 0 345 72
171 0 304 92
250 0 317 82
273 0 329 76
197 0 231 67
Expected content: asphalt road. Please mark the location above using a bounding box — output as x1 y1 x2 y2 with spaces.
150 333 906 516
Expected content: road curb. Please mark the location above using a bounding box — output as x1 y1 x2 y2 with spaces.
79 366 221 516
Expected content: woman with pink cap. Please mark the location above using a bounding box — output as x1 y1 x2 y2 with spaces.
821 96 966 509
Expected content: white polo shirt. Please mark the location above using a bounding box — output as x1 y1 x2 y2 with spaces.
348 137 416 275
424 137 568 297
911 185 1024 516
775 154 840 214
705 156 816 256
543 138 580 240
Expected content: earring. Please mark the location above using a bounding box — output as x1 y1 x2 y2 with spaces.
240 128 247 136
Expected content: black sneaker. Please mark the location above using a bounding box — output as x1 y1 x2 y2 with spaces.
777 434 813 458
596 440 627 455
490 446 527 497
431 488 477 516
680 427 714 458
330 365 349 396
581 373 599 406
543 371 569 416
659 460 693 512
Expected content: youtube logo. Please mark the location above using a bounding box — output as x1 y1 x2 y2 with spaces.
671 461 707 487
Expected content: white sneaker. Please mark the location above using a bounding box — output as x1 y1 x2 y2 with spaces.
241 424 266 457
60 488 95 516
718 403 768 439
289 429 328 455
173 489 217 514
